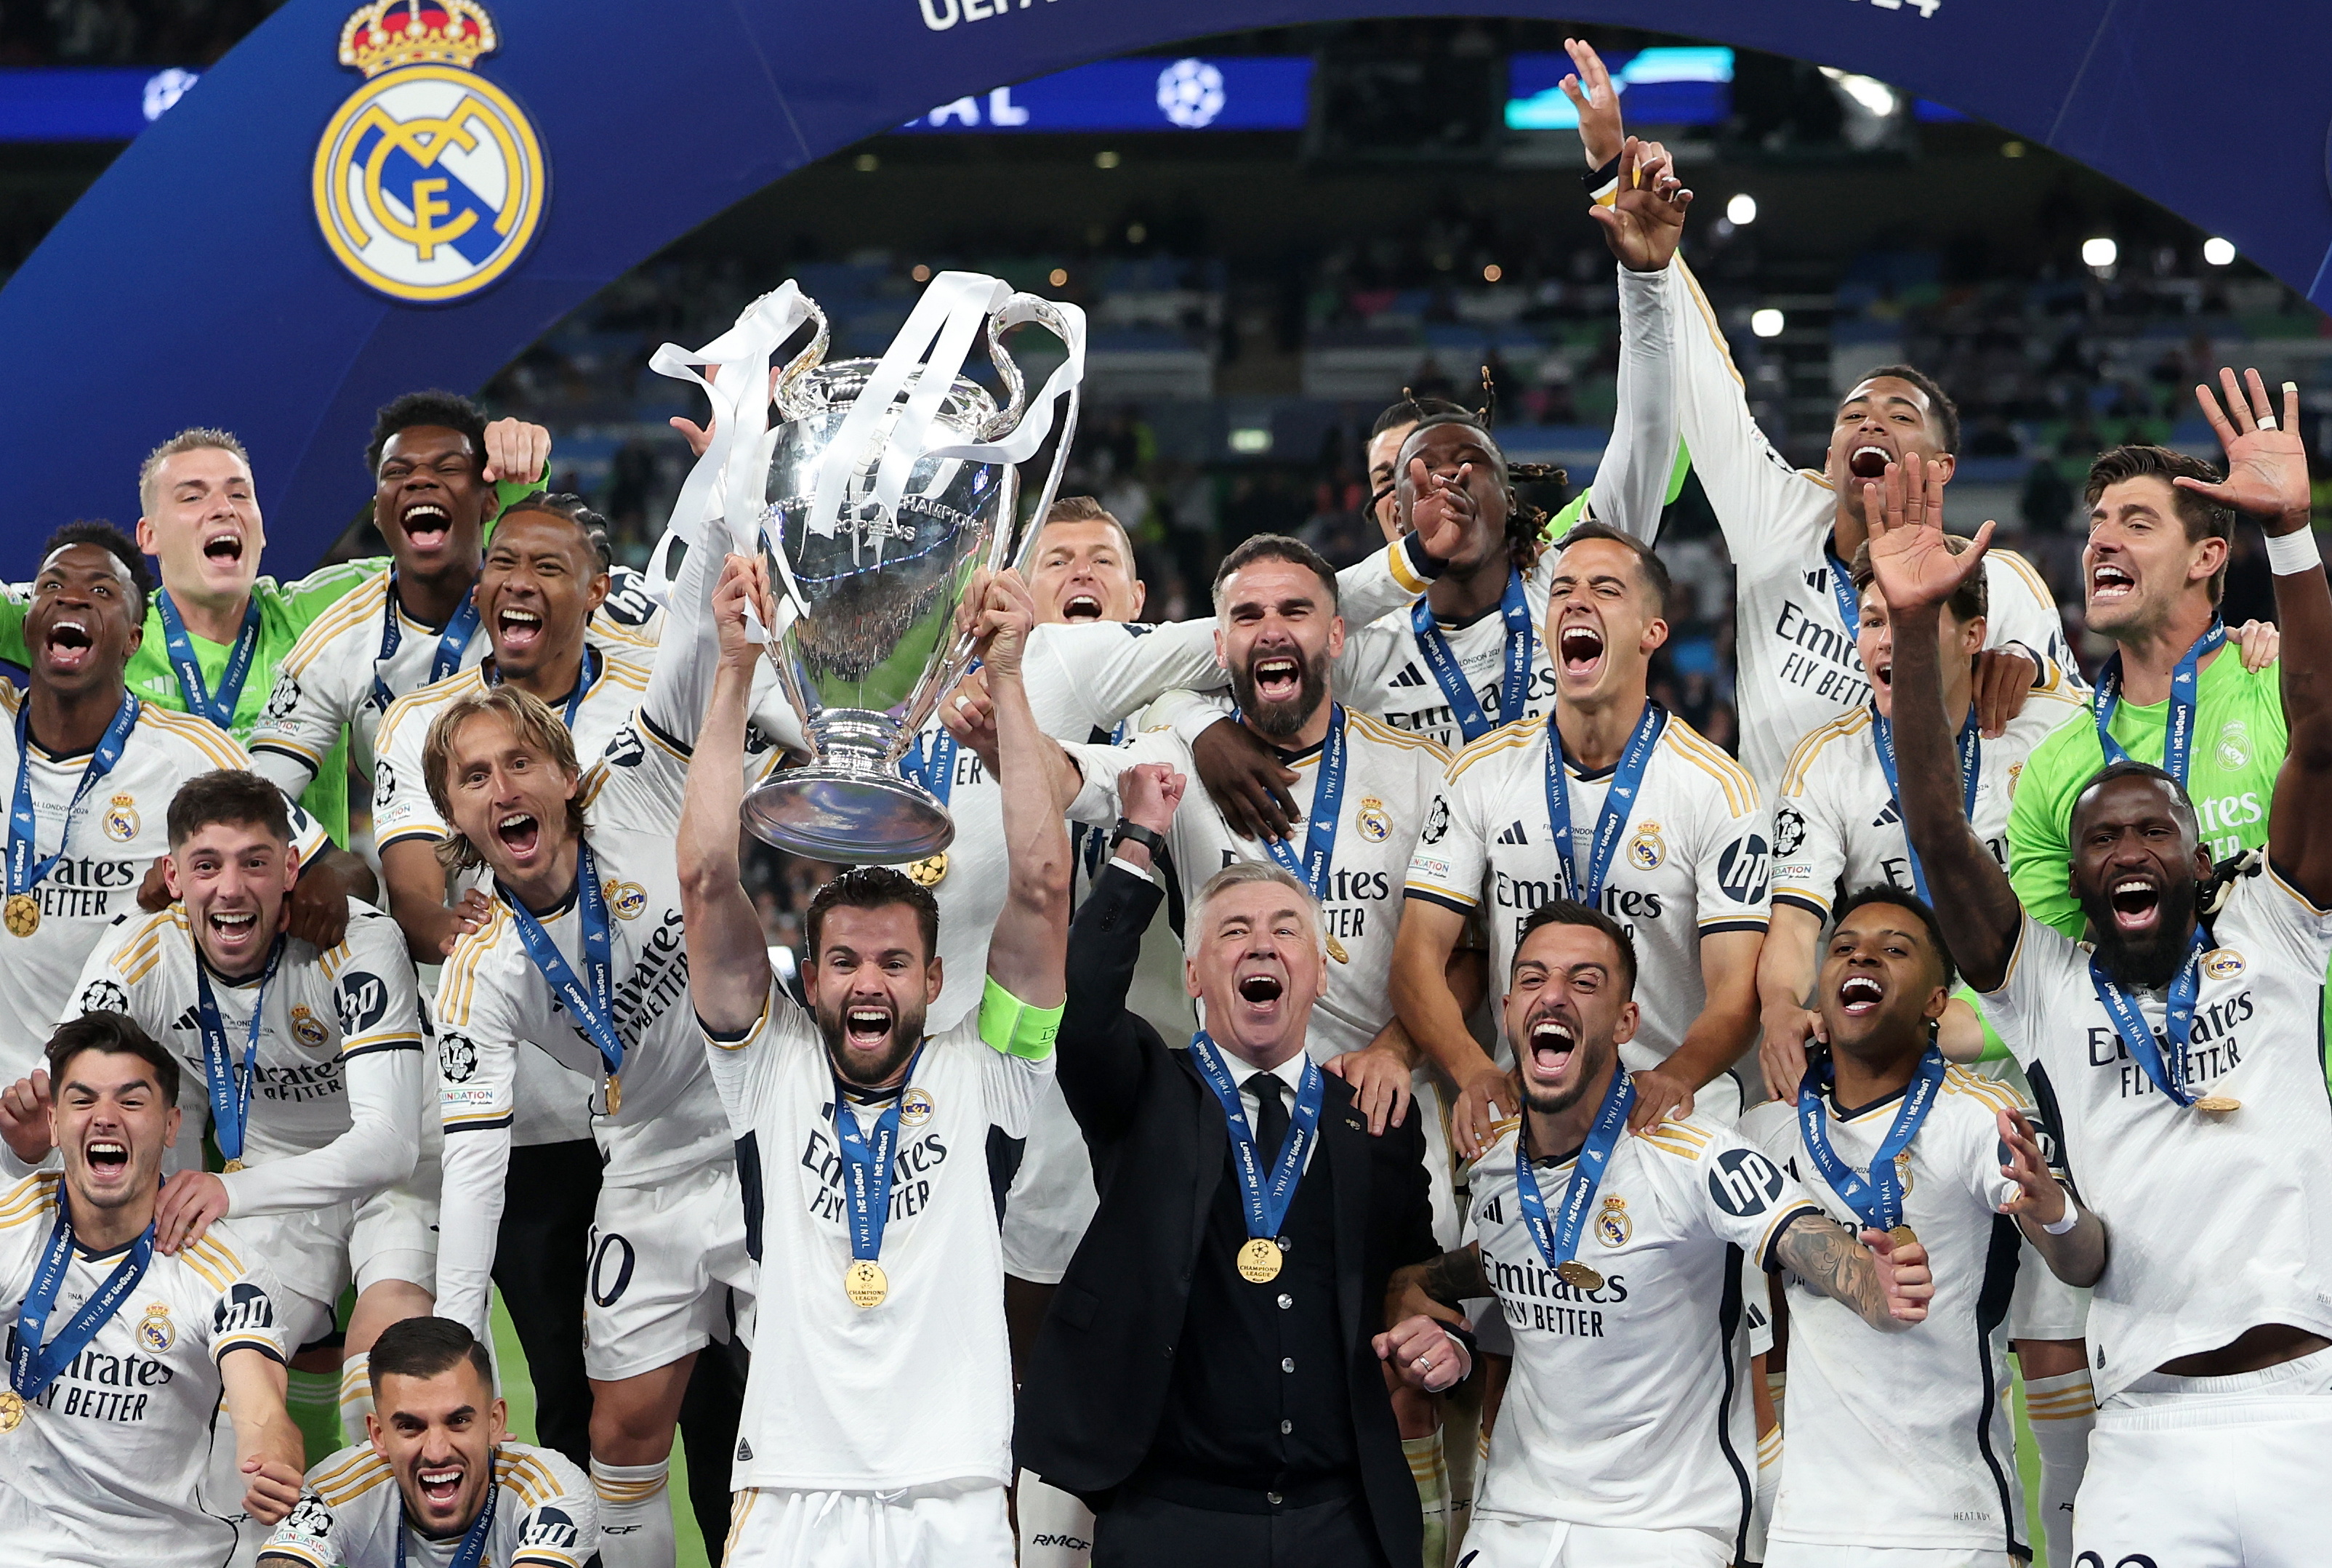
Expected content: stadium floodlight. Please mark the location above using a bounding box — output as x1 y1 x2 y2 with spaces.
1229 427 1274 454
1750 308 1785 339
2081 236 2118 268
1726 193 1757 226
2203 237 2237 266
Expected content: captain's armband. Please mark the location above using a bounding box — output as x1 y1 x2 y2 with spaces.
978 975 1061 1062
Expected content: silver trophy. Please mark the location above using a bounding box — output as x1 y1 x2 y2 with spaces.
737 277 1084 861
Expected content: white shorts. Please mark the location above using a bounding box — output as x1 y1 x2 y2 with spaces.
1417 1069 1462 1251
1457 1516 1730 1568
2077 1343 2332 1567
235 1183 439 1350
582 1158 752 1382
2005 1237 2089 1342
723 1479 1013 1568
1764 1548 2008 1567
1001 1077 1098 1284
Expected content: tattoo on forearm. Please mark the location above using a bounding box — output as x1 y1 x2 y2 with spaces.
1420 1246 1491 1305
1775 1213 1889 1327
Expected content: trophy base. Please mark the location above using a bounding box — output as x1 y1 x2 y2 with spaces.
740 767 955 864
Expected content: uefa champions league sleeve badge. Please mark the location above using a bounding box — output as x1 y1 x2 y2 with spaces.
311 0 548 304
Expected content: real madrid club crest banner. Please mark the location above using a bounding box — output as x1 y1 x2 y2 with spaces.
0 0 2326 575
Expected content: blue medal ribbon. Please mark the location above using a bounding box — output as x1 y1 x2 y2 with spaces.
1251 704 1348 899
2092 619 2225 785
1824 548 1862 639
2089 928 2211 1107
899 658 984 808
156 590 261 730
486 644 600 732
1870 705 1982 904
1189 1032 1326 1243
396 1475 496 1568
1543 701 1667 904
9 693 141 905
1512 1065 1634 1276
501 843 623 1076
193 938 286 1169
1796 1045 1947 1233
10 1207 153 1407
371 579 483 713
830 1046 927 1269
1410 568 1535 744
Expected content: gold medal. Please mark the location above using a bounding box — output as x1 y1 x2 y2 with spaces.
221 1159 244 1174
906 853 948 888
1237 1237 1284 1284
1887 1224 1920 1250
0 1388 23 1432
843 1258 888 1308
4 894 37 938
606 1074 622 1115
1554 1260 1604 1291
2194 1095 2241 1114
1324 933 1348 964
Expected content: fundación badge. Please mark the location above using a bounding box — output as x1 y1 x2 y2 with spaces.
312 0 547 304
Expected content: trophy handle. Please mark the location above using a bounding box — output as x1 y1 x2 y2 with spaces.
773 299 833 418
981 294 1085 577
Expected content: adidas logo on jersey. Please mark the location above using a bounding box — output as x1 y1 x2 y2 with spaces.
736 1439 755 1462
1805 567 1829 591
1873 800 1903 828
1496 821 1529 845
1392 662 1428 688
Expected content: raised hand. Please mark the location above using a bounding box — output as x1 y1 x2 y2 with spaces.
0 1070 52 1165
1407 454 1481 555
712 552 779 670
1589 137 1693 274
1117 761 1186 837
480 418 550 488
971 568 1039 679
1557 37 1625 169
2179 368 2311 526
1994 1106 2068 1226
938 667 1000 777
1860 457 1994 616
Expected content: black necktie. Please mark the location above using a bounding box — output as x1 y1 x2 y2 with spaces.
1246 1071 1290 1157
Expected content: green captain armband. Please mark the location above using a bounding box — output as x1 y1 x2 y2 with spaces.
1952 982 2015 1066
979 976 1061 1062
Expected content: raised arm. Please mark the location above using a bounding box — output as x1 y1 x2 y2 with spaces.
677 554 779 1039
978 570 1071 1009
2179 370 2332 901
1056 763 1183 1138
1996 1104 2107 1288
1864 460 2024 989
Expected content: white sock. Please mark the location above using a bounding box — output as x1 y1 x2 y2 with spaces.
337 1354 374 1450
1404 1431 1449 1568
591 1456 675 1568
1749 1423 1783 1563
2024 1369 2095 1567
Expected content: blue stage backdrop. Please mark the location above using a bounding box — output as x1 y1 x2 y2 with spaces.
1 0 2328 573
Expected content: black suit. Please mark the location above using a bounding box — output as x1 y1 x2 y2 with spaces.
1015 863 1439 1567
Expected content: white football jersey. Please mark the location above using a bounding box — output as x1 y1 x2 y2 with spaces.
1338 569 1558 752
1772 686 2083 922
1067 704 1449 1061
0 691 329 1083
1740 1069 2030 1556
62 902 425 1306
1603 257 2082 795
1468 1113 1821 1545
0 1174 289 1566
1978 868 2332 1402
263 1440 594 1568
1404 709 1770 1072
704 980 1050 1492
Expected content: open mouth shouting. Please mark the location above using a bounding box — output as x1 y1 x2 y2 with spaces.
843 999 896 1057
1059 592 1105 622
81 1135 129 1186
399 502 452 557
494 604 546 658
1836 971 1886 1018
42 616 94 675
494 810 542 862
201 528 245 569
1870 656 1894 696
1523 1009 1580 1087
2090 560 2136 606
1233 966 1287 1022
205 905 264 960
1557 619 1607 683
2107 875 2163 934
1249 653 1303 706
415 1462 465 1513
1847 441 1895 481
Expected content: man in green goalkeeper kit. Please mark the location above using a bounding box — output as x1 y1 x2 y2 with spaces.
0 420 550 845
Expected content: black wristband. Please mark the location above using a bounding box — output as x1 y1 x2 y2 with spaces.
1585 153 1622 196
1111 820 1167 859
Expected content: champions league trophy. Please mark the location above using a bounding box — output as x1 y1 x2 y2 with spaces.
647 271 1085 863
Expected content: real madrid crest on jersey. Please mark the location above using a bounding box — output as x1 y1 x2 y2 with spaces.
290 1005 331 1049
102 793 139 843
1594 1194 1631 1247
312 0 547 304
606 880 647 920
1356 795 1392 843
1628 820 1665 871
2203 947 2247 980
138 1302 174 1353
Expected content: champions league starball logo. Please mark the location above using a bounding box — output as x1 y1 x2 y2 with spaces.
311 0 548 304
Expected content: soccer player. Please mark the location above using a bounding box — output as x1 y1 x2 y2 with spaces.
372 494 652 962
427 502 750 1568
0 526 339 1085
1739 888 2102 1566
1397 521 1771 1162
0 1012 303 1559
677 558 1072 1567
58 769 427 1447
248 393 655 816
260 1316 595 1568
1880 369 2332 1566
1388 899 1929 1567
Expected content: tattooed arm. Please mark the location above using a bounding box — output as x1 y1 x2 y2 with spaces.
1385 1244 1492 1332
1772 1210 1932 1331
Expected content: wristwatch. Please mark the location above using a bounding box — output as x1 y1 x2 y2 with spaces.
1110 819 1167 858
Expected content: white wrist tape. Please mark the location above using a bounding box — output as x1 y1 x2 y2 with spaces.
2041 1197 2082 1236
2265 527 2322 576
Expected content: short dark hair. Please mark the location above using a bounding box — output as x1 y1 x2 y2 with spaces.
46 1011 177 1103
366 1315 494 1398
1828 885 1956 992
1213 533 1340 614
168 770 292 849
1849 364 1961 455
1556 520 1673 614
366 390 488 478
2084 443 2235 606
498 491 614 571
2072 757 2199 838
1849 535 1987 625
805 867 940 965
1040 495 1136 560
1513 898 1638 996
1370 395 1470 441
40 520 153 621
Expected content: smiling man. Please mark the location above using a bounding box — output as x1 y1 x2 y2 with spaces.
0 1011 304 1561
1881 370 2332 1567
259 1316 595 1568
